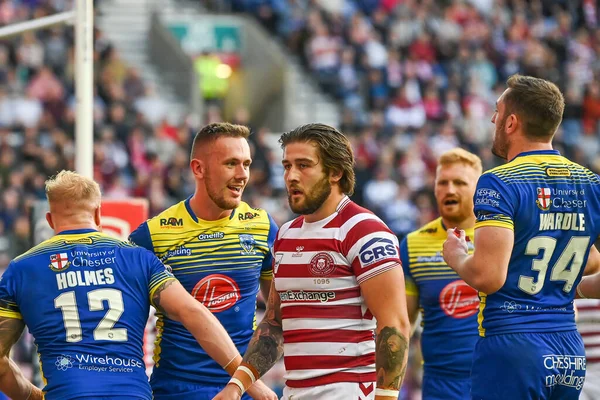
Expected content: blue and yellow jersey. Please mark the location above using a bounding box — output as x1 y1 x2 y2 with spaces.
400 218 478 378
473 150 600 337
0 229 175 400
129 198 278 387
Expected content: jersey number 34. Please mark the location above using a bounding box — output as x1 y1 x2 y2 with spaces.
519 236 590 295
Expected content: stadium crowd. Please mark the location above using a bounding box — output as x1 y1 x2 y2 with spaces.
0 0 599 398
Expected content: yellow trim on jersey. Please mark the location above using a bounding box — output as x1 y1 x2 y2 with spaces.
38 350 47 387
406 217 474 280
153 315 165 367
475 220 514 230
478 292 487 337
14 232 136 262
405 278 418 297
260 272 273 280
146 201 272 274
0 309 21 319
486 154 600 185
149 276 178 307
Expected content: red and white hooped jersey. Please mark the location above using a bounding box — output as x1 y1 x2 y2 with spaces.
273 196 402 388
575 299 600 365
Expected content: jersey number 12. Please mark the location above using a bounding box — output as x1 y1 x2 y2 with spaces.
54 288 128 342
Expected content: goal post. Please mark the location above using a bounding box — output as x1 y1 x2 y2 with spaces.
0 1 94 178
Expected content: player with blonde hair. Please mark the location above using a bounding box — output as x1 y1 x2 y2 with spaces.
0 170 253 400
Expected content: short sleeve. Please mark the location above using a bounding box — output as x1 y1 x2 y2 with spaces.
400 238 418 297
344 216 402 285
261 214 279 279
129 221 154 253
473 173 516 231
0 262 22 320
145 251 177 306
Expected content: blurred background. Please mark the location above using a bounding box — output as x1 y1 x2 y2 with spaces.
1 0 600 398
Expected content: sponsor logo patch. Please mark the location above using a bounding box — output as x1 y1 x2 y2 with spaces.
192 274 240 312
439 280 479 318
160 217 183 228
546 168 571 177
358 238 398 268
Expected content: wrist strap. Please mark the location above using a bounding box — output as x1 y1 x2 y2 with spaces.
224 354 241 376
229 362 260 395
577 283 588 299
375 388 400 397
228 378 245 395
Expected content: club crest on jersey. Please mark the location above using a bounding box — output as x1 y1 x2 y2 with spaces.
536 187 551 211
49 253 71 272
309 252 335 277
239 234 256 255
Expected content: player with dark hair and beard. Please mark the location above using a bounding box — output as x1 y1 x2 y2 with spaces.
129 123 278 400
214 123 410 400
444 75 600 400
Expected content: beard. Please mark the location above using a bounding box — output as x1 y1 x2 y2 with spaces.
288 174 331 215
440 203 471 225
205 171 240 211
491 116 509 159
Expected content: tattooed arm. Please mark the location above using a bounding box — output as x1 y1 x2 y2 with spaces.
151 279 243 371
361 267 411 399
242 279 283 376
0 317 42 400
212 280 282 400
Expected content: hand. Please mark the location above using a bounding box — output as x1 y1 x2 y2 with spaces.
28 386 44 400
443 228 469 271
212 383 242 400
247 380 279 400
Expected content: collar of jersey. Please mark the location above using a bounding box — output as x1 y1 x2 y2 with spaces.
510 149 560 161
56 228 99 235
184 196 236 226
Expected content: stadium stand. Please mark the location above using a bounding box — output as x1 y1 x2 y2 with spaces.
1 0 599 399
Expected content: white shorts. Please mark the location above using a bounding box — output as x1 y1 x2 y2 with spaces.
580 362 600 400
281 382 376 400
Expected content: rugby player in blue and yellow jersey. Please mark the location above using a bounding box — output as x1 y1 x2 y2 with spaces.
444 75 600 400
0 171 252 400
400 148 481 399
129 123 278 400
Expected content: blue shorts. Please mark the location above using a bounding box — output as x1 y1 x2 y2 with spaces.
422 374 471 400
152 381 251 400
471 330 585 400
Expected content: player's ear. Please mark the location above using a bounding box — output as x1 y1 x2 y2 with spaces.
190 158 206 179
329 168 342 184
46 212 54 230
94 206 101 228
506 113 518 134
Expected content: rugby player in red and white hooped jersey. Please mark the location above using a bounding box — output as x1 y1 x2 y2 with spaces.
214 123 411 400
